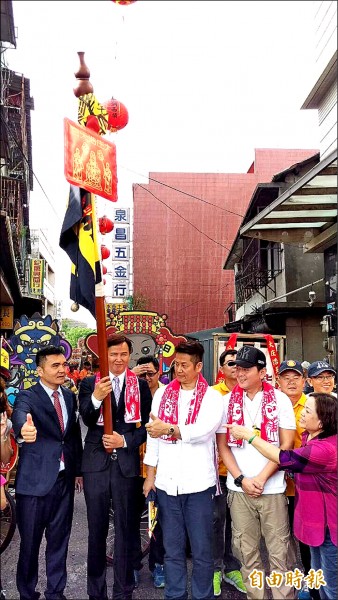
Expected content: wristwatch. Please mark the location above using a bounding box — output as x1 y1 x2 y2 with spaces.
167 425 175 436
234 474 245 488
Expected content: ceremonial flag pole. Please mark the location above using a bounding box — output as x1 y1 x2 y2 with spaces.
60 52 114 448
91 192 114 442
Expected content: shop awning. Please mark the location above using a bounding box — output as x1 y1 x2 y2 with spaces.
240 148 337 253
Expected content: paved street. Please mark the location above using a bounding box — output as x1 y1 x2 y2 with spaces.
1 490 248 600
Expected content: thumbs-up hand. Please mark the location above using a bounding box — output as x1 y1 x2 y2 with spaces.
21 413 37 443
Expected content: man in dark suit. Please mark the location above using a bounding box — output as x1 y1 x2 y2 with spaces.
12 345 83 600
78 333 152 600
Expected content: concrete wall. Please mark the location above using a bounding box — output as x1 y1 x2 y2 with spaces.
285 315 326 362
284 246 325 301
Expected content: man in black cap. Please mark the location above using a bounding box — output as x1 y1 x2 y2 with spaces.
216 346 296 600
306 361 336 397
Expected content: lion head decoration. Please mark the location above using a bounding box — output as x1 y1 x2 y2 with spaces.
6 313 72 402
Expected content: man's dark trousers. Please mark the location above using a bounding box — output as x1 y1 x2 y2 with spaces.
157 486 215 600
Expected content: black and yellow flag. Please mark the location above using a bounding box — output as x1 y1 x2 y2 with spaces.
60 185 102 317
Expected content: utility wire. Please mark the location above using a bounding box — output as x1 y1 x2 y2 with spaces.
137 184 241 258
121 165 245 218
170 282 232 316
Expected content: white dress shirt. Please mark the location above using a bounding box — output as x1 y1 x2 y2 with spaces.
92 371 126 409
144 384 224 496
41 382 68 470
92 371 127 447
217 388 296 493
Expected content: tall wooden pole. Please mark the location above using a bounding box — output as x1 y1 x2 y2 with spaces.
74 53 114 450
92 195 114 446
95 296 114 442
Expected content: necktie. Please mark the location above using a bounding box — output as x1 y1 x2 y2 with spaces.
52 390 65 464
113 377 121 406
52 390 65 432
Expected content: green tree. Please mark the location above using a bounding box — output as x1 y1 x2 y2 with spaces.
126 292 150 311
62 324 95 349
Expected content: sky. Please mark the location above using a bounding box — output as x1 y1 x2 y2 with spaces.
7 0 320 327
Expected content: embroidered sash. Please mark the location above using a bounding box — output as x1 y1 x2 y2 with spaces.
226 381 278 447
95 368 141 425
157 373 208 442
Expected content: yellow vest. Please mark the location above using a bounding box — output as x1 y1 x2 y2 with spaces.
286 393 306 496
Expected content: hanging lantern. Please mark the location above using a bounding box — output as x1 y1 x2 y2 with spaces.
102 265 108 275
99 215 114 235
111 1 137 5
103 278 107 285
103 98 129 132
101 245 111 260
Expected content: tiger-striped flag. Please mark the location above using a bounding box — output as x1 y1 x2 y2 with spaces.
59 185 103 317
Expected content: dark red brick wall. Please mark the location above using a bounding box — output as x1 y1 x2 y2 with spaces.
133 148 317 334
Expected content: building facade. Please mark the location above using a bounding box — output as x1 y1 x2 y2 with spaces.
224 1 337 365
133 148 317 334
0 1 44 338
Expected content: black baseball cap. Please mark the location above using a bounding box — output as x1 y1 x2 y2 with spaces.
279 360 303 376
229 346 266 369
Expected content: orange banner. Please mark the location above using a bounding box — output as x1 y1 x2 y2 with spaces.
64 118 118 202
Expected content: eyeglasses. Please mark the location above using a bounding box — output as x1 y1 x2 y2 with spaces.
224 361 236 367
139 371 159 378
313 374 334 382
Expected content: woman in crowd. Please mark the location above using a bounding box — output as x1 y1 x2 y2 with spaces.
225 392 337 600
0 376 14 467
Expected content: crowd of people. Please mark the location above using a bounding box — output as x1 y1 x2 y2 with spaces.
0 335 336 600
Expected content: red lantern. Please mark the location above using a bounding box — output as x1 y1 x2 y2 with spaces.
103 98 129 132
101 245 110 260
102 265 108 275
103 278 107 285
111 1 137 4
99 216 114 235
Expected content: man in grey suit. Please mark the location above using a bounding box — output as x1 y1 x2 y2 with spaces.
78 333 152 600
12 345 83 600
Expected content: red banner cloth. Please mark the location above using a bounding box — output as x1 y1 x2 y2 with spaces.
64 118 117 202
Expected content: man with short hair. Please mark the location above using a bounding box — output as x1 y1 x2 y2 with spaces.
12 345 83 600
143 340 224 600
78 334 152 600
217 346 296 600
213 349 238 396
306 361 336 396
78 360 93 381
134 355 162 398
212 350 246 596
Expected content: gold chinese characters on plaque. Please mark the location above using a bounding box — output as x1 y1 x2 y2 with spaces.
64 118 118 202
0 306 14 329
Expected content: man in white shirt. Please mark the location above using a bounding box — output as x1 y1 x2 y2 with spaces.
216 346 296 600
143 340 224 600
